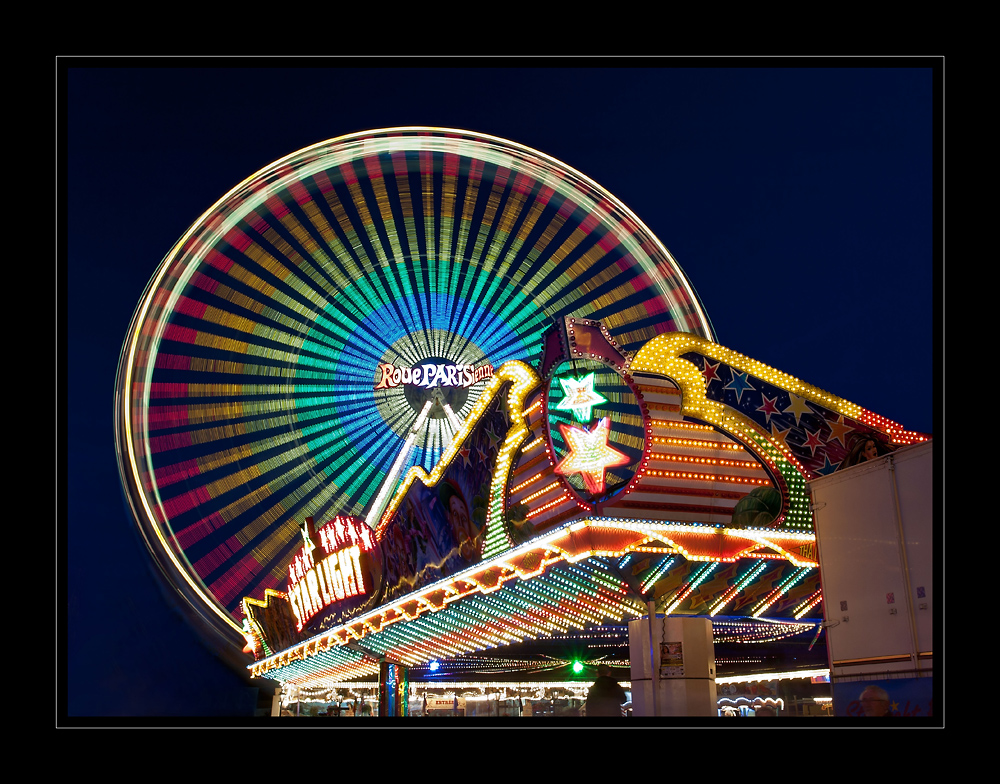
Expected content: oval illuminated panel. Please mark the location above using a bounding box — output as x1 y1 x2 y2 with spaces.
547 360 645 500
114 127 715 637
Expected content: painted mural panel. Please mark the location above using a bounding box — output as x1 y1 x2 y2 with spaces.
380 383 513 604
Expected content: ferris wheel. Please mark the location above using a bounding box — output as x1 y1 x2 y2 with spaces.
115 128 716 641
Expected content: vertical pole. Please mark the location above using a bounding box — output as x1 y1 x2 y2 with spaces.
647 601 659 716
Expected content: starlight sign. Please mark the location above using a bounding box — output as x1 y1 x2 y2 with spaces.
555 372 608 423
554 416 631 494
286 516 378 633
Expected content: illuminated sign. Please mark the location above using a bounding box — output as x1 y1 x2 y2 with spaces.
287 516 377 632
373 361 494 391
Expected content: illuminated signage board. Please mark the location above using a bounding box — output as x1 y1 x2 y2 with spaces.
373 361 494 391
287 516 378 632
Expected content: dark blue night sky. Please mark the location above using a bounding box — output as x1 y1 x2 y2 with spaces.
63 58 940 720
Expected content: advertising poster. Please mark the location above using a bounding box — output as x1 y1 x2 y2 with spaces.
834 677 934 717
660 642 684 678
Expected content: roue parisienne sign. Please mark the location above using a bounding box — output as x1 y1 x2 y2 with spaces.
373 360 495 391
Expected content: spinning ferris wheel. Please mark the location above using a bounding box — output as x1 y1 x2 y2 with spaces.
114 128 716 644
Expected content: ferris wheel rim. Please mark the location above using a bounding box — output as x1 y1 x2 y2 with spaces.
143 127 714 346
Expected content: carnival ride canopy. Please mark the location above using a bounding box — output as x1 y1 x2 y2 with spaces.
241 319 926 685
114 128 929 683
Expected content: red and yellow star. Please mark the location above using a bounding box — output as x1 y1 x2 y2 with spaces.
554 416 630 494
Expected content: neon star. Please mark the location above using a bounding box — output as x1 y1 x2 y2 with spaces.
555 372 608 423
554 417 630 494
241 619 256 654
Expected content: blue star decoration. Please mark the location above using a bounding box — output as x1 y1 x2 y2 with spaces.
813 455 841 476
723 370 756 404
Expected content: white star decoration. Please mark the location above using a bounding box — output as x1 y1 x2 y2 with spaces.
555 372 608 423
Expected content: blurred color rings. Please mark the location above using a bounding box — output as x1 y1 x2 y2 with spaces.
115 128 714 638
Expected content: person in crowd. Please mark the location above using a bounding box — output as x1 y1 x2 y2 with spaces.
585 664 627 718
859 685 894 717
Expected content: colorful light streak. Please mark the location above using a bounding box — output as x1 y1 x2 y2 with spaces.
793 590 824 619
640 557 675 595
751 567 814 618
709 560 769 617
664 562 719 615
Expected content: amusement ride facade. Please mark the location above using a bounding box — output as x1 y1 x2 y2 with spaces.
114 128 930 715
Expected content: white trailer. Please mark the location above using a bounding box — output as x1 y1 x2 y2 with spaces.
808 440 935 717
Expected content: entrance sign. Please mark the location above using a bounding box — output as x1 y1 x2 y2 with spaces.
374 361 494 391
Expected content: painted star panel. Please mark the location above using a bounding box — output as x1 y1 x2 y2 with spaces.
681 351 877 478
